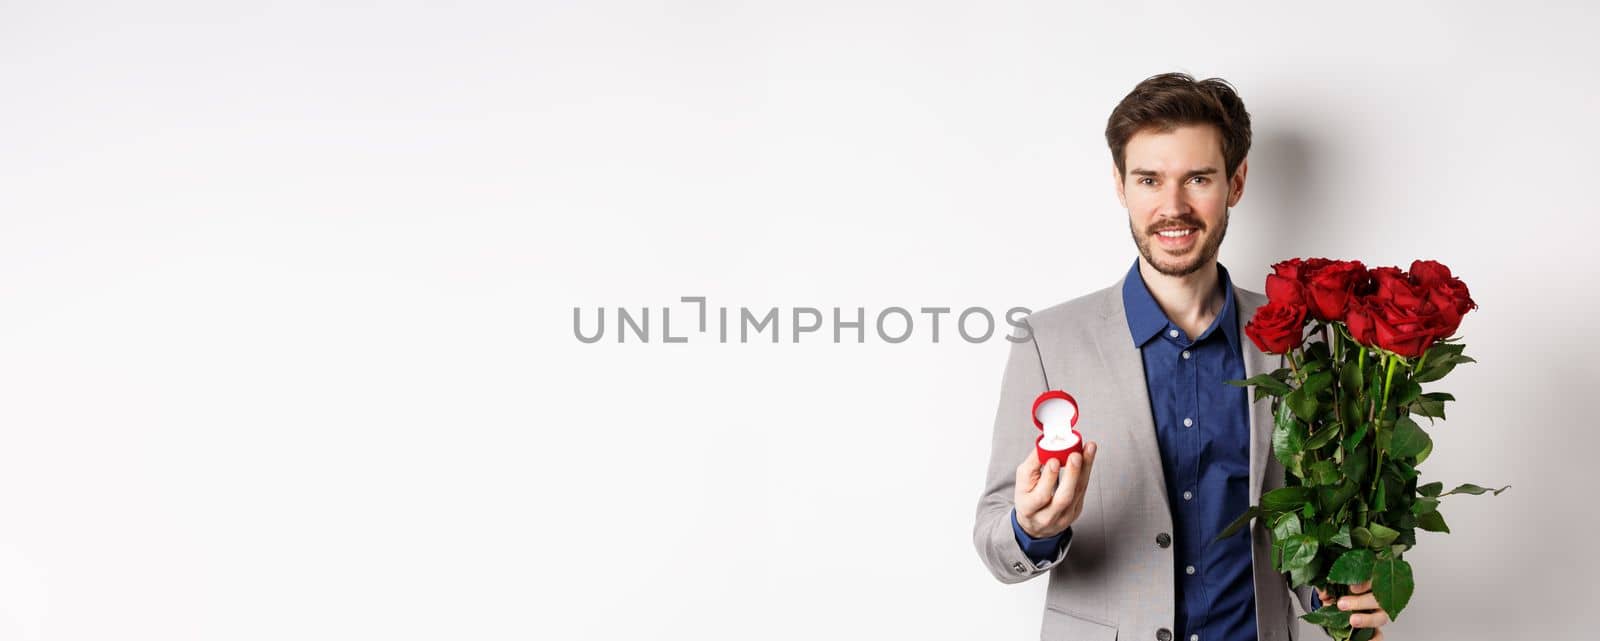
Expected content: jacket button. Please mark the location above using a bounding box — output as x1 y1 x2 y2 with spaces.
1012 561 1027 573
1156 532 1172 548
1157 628 1172 641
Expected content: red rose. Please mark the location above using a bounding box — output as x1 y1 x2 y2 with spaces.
1303 260 1368 322
1411 260 1477 336
1266 273 1306 306
1424 288 1465 339
1409 260 1454 287
1369 266 1425 307
1370 298 1452 358
1271 257 1334 282
1245 300 1308 355
1345 298 1377 345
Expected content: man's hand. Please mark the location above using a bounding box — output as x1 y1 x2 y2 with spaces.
1013 442 1098 540
1316 579 1391 640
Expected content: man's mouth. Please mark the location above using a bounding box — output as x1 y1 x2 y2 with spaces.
1153 227 1199 248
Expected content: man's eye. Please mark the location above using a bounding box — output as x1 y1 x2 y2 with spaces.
1191 176 1209 185
1139 178 1154 186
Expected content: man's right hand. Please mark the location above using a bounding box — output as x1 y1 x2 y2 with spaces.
1013 442 1098 539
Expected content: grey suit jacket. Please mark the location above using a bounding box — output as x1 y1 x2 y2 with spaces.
973 272 1319 641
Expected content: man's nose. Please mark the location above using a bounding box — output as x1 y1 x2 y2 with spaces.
1157 184 1190 217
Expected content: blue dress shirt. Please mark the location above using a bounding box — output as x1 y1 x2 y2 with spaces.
1012 258 1262 641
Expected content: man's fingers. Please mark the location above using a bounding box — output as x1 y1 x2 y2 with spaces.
1338 580 1391 629
1017 447 1043 482
1337 592 1380 612
1048 452 1084 514
1071 442 1098 506
1349 608 1391 629
1036 458 1062 500
1015 450 1042 491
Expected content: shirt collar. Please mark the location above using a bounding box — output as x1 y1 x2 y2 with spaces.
1120 257 1240 351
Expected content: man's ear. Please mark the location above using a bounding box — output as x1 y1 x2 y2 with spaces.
1112 164 1127 208
1226 157 1248 207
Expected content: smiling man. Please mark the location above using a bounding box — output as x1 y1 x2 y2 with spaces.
972 73 1392 641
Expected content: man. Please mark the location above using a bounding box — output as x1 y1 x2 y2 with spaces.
971 73 1393 641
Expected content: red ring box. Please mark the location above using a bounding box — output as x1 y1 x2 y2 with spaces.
1032 390 1084 467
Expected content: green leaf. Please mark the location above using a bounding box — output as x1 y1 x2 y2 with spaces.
1342 421 1370 451
1330 524 1353 548
1212 505 1263 544
1281 534 1319 570
1415 438 1433 465
1290 553 1323 588
1389 416 1432 460
1301 607 1354 628
1414 352 1473 383
1351 526 1373 549
1287 387 1319 421
1317 479 1361 516
1273 402 1303 466
1409 393 1450 420
1305 343 1331 366
1271 512 1302 540
1439 483 1510 497
1417 510 1450 533
1410 496 1440 515
1368 523 1400 549
1304 370 1335 397
1229 373 1293 396
1341 360 1365 396
1305 423 1341 450
1415 344 1470 384
1263 486 1313 512
1372 555 1415 621
1425 342 1467 360
1308 460 1341 486
1390 378 1421 407
1417 481 1443 497
1327 548 1376 584
1341 446 1371 485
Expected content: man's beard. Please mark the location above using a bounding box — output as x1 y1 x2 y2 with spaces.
1129 208 1229 278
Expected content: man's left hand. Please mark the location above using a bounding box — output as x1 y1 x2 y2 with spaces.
1316 579 1390 640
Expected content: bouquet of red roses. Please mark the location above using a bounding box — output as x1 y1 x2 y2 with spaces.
1215 258 1508 641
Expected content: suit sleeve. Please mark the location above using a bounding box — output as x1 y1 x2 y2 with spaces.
972 318 1075 583
1288 579 1319 615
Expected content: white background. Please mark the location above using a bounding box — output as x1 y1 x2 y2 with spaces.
2 1 1596 639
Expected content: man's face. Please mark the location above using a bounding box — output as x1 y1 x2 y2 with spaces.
1114 123 1246 278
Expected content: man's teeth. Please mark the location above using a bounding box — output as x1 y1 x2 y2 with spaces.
1158 229 1195 238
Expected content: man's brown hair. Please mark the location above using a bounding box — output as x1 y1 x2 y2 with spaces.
1105 72 1252 180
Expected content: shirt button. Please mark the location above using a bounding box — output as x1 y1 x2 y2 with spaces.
1185 565 1196 575
1156 532 1171 548
1183 490 1193 501
1157 628 1173 641
1183 417 1193 427
1191 635 1200 641
1181 350 1191 359
1168 329 1179 338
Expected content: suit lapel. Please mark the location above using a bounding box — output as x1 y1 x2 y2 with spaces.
1235 287 1280 506
1091 278 1171 513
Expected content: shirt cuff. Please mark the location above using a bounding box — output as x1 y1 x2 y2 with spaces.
1011 508 1071 565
